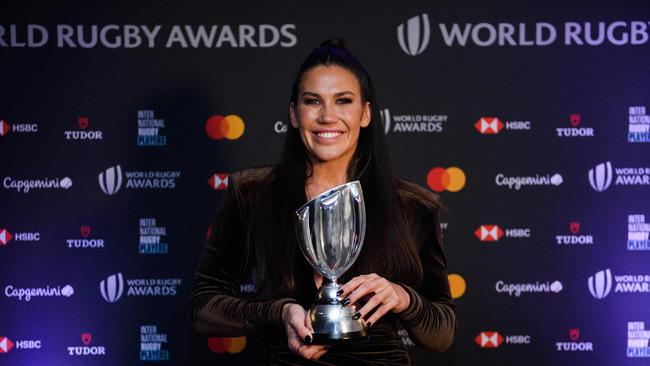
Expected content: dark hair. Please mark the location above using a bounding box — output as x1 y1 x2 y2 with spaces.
254 38 424 298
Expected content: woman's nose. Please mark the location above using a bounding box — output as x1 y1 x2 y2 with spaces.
317 102 337 124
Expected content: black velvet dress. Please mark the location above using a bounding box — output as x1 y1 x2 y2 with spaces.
188 168 456 365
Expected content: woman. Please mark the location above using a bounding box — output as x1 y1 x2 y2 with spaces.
189 39 456 365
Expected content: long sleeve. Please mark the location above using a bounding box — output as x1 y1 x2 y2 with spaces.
397 203 457 352
187 171 297 337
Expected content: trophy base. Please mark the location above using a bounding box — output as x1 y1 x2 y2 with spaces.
309 303 367 345
312 330 368 345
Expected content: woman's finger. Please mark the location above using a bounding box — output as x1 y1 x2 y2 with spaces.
338 273 379 298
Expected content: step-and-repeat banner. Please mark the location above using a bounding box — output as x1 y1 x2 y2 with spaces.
2 1 649 365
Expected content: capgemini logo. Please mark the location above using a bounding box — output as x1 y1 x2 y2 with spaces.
397 14 430 56
588 269 612 299
379 109 391 135
100 273 124 303
99 165 123 195
588 161 613 192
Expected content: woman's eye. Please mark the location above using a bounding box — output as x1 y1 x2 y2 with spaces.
337 98 353 104
303 98 320 105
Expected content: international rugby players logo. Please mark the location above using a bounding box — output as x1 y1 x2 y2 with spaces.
397 14 430 56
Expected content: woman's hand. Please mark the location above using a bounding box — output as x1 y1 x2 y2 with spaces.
281 303 329 360
338 273 410 327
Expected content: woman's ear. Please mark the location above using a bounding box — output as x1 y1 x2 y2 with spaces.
290 102 298 128
361 102 371 128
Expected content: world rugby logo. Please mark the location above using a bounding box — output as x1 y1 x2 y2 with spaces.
397 14 430 56
98 165 123 195
588 161 612 192
587 269 612 299
379 109 391 134
100 273 124 303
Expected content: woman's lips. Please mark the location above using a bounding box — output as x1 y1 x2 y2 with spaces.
312 130 344 143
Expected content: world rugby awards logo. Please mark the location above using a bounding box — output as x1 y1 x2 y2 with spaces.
98 166 123 195
588 162 612 192
380 109 391 134
397 14 430 56
588 269 612 299
100 273 124 303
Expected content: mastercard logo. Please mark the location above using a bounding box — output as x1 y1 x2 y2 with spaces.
447 274 466 299
208 336 246 354
426 167 466 192
205 114 245 140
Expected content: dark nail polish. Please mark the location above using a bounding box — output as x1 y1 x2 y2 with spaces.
366 322 372 328
304 335 312 345
352 312 361 320
336 289 344 296
341 298 351 306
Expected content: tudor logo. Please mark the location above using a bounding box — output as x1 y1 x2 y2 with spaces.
588 269 612 299
100 273 124 303
569 329 580 342
78 117 89 129
0 120 9 136
588 161 613 192
475 117 504 134
98 165 123 195
209 173 229 190
81 333 92 346
81 226 91 238
397 14 430 56
475 225 504 242
570 222 580 234
0 228 12 245
475 331 503 348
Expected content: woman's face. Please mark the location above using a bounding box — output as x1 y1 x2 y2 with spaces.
290 65 371 166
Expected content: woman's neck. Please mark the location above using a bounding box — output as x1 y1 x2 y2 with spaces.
306 159 350 199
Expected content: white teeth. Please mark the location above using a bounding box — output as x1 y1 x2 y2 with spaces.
316 132 342 138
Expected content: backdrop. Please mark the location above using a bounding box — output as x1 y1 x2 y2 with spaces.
1 1 650 365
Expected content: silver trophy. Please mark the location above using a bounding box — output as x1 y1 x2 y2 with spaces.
295 181 367 343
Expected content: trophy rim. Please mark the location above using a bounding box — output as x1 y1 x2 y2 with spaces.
295 180 362 215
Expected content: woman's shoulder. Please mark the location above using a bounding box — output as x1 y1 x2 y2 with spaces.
395 178 441 212
229 166 274 190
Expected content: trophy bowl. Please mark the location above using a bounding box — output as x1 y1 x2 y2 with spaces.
295 181 367 343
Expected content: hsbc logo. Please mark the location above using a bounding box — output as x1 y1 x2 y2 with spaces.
475 331 530 348
0 119 38 137
0 337 14 353
100 273 124 302
475 116 531 134
475 225 530 241
209 173 229 190
474 117 503 134
0 228 40 245
475 331 503 348
397 14 430 56
588 162 613 191
588 269 612 299
0 336 41 352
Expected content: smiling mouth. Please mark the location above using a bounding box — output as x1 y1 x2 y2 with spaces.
314 131 343 138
